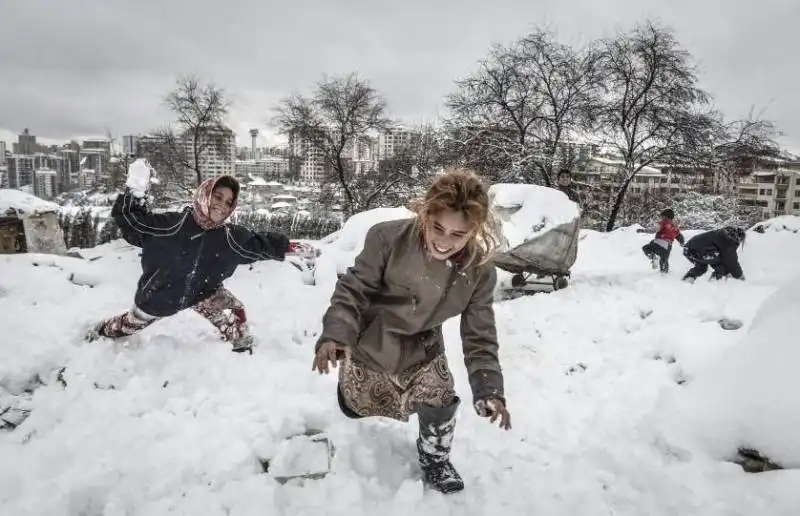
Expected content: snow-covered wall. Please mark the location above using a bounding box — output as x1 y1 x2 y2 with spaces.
0 189 60 216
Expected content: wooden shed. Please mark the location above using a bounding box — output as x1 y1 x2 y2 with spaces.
0 189 67 255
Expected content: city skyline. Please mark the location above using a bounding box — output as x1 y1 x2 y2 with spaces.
0 0 798 153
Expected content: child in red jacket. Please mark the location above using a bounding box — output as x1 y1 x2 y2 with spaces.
642 209 685 273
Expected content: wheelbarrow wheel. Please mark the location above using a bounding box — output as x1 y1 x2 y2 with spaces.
511 273 527 288
553 276 569 291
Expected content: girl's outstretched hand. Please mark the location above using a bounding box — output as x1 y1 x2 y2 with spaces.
312 340 347 374
475 398 512 430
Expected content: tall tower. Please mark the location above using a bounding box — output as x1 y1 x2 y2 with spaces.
249 129 259 155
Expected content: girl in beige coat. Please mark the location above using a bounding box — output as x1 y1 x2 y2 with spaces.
313 169 511 494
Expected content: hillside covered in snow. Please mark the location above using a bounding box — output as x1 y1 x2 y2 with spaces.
1 206 800 515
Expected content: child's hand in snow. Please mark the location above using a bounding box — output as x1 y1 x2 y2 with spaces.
475 398 512 430
126 159 155 198
312 341 348 374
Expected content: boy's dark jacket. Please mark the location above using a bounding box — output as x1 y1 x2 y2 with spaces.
684 229 743 278
112 190 290 317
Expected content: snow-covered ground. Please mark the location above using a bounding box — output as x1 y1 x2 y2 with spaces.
2 215 800 514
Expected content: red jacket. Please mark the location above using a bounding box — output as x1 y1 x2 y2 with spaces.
655 220 684 244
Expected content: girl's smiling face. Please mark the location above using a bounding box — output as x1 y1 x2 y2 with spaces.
209 186 235 222
424 208 473 261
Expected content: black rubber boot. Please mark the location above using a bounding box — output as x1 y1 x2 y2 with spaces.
416 396 464 494
231 335 255 354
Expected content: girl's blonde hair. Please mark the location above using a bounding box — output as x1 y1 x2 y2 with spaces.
413 167 501 268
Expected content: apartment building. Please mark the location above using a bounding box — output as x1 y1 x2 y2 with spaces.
82 138 111 156
122 135 138 157
289 132 327 183
377 127 414 160
136 125 237 183
572 156 673 203
234 156 290 179
738 161 800 218
70 168 98 189
34 168 58 198
183 125 236 181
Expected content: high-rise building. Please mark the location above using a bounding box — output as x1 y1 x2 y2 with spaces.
13 128 39 155
82 138 111 156
34 168 58 198
378 126 415 160
289 131 326 183
70 168 97 189
57 149 79 189
122 135 138 156
249 129 259 155
136 125 237 185
79 148 106 179
7 155 35 189
182 125 236 181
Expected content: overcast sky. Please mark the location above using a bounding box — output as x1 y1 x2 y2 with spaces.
1 0 798 152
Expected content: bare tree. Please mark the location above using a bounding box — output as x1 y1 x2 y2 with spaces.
596 21 711 231
158 76 231 187
445 29 601 185
360 123 445 210
706 111 781 190
272 73 391 217
138 128 196 203
135 76 232 203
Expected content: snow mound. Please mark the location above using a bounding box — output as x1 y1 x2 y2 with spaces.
751 215 800 233
4 222 800 513
0 189 59 216
314 207 414 287
659 273 800 467
489 184 580 249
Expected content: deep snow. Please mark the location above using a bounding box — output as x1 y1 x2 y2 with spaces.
657 273 800 469
1 217 800 514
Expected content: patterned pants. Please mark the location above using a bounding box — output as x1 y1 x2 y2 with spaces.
94 288 251 348
338 353 456 422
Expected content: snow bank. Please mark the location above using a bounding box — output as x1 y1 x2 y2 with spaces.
314 207 414 287
0 189 59 215
489 184 580 249
659 273 800 467
751 215 800 233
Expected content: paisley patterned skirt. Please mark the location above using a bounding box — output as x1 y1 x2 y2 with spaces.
338 353 456 422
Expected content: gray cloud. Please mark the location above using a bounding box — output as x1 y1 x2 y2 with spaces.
1 0 798 150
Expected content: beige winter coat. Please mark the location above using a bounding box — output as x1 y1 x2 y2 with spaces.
317 218 504 403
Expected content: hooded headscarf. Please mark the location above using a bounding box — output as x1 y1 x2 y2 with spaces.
192 176 239 230
722 225 746 246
